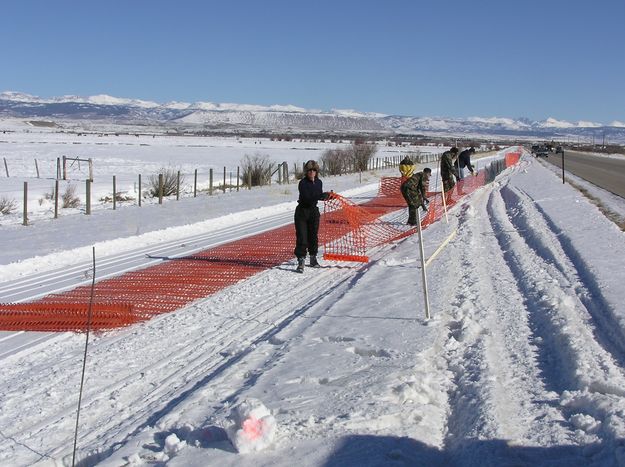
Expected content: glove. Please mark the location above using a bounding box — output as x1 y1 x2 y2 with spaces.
472 170 478 177
421 198 429 211
320 191 332 201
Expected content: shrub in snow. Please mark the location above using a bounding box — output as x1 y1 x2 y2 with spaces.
0 196 16 215
148 167 184 197
240 153 273 187
226 398 276 453
320 142 377 175
61 184 80 208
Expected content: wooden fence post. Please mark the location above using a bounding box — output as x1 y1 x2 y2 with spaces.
54 180 59 219
22 182 28 226
236 166 240 192
209 168 213 195
86 179 91 215
138 174 142 207
113 175 117 210
176 171 180 200
3 157 8 177
223 167 226 193
35 159 40 178
158 173 163 204
88 159 93 181
194 169 197 197
63 156 67 180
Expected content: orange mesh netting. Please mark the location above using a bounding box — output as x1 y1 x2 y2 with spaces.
322 150 522 261
0 227 299 332
506 152 521 167
0 303 137 332
0 152 521 332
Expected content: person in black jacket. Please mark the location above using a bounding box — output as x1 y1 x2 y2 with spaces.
455 147 476 179
294 160 331 273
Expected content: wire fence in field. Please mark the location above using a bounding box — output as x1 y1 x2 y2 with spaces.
2 153 441 226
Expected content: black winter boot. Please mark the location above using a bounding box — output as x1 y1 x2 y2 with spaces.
296 257 305 273
309 256 320 268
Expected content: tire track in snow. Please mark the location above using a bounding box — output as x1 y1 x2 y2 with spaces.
500 182 625 362
440 190 579 464
486 182 625 459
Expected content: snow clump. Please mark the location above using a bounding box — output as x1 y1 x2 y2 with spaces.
226 398 277 453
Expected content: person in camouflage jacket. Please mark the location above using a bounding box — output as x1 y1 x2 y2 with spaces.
399 157 432 225
440 147 459 192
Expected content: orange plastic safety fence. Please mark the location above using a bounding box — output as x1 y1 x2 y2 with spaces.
321 150 523 261
0 153 522 333
322 192 411 262
0 226 298 333
0 302 140 332
505 151 521 167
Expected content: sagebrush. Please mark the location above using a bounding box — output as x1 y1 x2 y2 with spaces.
148 168 184 197
62 184 80 208
240 153 274 187
0 196 16 215
320 142 377 175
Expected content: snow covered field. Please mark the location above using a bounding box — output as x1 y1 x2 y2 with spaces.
0 121 442 228
1 128 625 466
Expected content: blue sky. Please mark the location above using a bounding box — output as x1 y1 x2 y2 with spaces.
2 0 624 123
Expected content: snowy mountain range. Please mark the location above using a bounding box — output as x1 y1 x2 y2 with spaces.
2 91 625 141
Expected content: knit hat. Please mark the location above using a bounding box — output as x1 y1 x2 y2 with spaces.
399 157 415 178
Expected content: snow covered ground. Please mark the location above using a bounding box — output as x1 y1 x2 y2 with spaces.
1 129 625 466
0 121 444 228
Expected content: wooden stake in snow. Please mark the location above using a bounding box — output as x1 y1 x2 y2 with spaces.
440 181 449 224
416 208 430 320
72 247 97 467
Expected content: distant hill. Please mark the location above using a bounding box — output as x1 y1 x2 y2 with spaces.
2 91 624 143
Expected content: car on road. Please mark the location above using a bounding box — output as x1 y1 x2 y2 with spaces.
532 144 550 157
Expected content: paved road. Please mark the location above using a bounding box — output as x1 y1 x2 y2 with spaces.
543 150 625 198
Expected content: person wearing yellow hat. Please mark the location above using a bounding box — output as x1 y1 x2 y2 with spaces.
399 157 431 226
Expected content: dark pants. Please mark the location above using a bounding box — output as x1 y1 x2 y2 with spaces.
400 191 418 224
294 205 320 258
443 177 455 192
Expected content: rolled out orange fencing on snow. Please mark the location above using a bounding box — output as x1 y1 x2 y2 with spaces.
0 152 521 333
